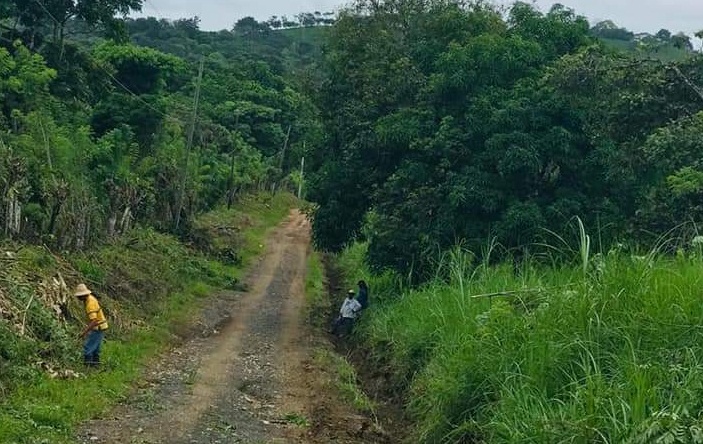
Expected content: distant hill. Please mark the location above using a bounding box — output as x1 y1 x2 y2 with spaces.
124 17 326 76
591 20 695 61
278 26 330 47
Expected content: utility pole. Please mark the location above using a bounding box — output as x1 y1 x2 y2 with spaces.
273 125 292 195
227 113 241 210
278 125 292 171
298 155 305 200
175 56 204 230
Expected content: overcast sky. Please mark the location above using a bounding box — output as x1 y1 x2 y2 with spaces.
136 0 703 35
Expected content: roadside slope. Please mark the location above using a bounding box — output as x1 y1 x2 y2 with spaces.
78 210 311 443
0 193 295 444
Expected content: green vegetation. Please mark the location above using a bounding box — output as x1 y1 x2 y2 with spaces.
0 192 294 443
1 2 314 438
6 0 703 442
283 412 311 428
339 230 703 442
0 2 319 250
305 251 376 417
313 348 377 417
591 20 694 62
307 2 703 441
304 250 327 328
599 37 692 62
191 192 298 270
1 1 312 440
308 0 703 281
124 16 327 78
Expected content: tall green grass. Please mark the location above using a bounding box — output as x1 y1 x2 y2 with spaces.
304 250 327 328
341 235 703 443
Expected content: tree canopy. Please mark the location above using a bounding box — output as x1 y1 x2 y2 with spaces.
0 8 321 247
307 0 703 279
2 0 703 281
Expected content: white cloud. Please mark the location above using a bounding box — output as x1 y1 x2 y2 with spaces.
137 0 344 30
137 0 703 34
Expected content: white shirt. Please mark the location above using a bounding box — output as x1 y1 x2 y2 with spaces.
340 298 362 319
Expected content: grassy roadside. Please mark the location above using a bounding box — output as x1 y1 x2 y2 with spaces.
193 193 298 271
311 348 377 417
304 250 327 328
335 239 703 443
304 251 376 418
0 193 296 444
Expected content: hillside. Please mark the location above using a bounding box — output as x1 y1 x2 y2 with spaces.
592 20 695 61
599 37 693 61
0 8 321 250
0 194 298 442
5 0 703 443
124 18 328 77
278 25 330 46
0 2 321 438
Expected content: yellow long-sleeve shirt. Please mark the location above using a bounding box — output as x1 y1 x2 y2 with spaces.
85 295 108 331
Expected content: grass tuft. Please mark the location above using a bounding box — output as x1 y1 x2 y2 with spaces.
313 349 377 417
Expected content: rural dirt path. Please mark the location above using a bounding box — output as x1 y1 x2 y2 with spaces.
77 210 393 444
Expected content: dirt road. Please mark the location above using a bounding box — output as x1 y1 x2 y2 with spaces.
78 210 391 444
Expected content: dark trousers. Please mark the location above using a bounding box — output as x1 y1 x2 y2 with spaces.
332 317 355 336
83 330 104 366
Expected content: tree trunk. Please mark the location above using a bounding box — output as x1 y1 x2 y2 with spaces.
107 214 117 238
227 152 236 209
47 201 62 236
6 188 21 238
58 21 67 61
75 192 89 250
80 216 89 250
119 206 132 234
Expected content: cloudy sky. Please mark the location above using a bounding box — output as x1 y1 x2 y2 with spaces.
137 0 703 35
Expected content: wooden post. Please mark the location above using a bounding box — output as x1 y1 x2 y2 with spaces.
227 114 240 209
298 155 305 200
175 56 204 230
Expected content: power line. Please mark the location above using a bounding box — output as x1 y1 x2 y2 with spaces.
142 0 166 20
32 0 61 26
97 62 184 124
32 0 188 125
174 56 205 230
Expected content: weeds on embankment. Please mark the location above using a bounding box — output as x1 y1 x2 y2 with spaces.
339 224 703 443
0 193 296 443
305 251 377 417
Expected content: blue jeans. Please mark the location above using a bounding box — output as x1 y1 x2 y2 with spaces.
83 330 104 366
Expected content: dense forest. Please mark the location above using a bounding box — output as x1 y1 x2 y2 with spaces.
308 1 703 280
0 0 321 250
3 0 702 276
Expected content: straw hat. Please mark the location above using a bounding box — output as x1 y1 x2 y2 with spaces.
74 283 92 297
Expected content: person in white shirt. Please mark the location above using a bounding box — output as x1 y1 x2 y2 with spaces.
332 289 362 336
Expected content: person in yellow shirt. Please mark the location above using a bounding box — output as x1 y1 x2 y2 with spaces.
74 283 108 367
